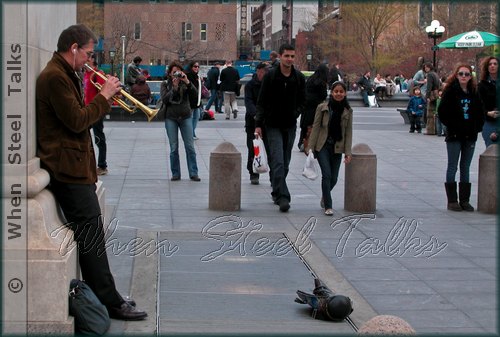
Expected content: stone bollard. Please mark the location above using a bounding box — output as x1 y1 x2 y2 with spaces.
344 143 377 212
209 142 242 211
478 144 498 214
358 315 416 335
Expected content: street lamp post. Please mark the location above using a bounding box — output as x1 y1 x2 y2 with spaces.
121 35 126 84
425 20 445 69
109 48 116 76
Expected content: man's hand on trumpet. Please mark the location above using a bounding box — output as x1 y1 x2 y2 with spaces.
99 75 122 101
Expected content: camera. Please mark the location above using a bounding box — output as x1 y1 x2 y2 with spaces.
173 71 184 78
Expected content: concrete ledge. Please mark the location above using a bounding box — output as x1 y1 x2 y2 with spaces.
347 92 410 108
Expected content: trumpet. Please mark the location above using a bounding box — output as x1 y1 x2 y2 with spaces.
84 64 158 122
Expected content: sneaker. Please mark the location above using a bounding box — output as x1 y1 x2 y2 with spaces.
96 167 108 175
409 130 415 133
171 176 180 181
193 136 199 140
278 199 290 212
190 175 201 182
324 209 334 216
233 110 238 119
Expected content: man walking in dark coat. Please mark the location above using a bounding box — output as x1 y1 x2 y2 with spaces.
255 44 306 212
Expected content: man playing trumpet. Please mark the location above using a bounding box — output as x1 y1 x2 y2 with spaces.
36 24 147 321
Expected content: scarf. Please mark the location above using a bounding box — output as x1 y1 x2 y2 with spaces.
328 98 344 142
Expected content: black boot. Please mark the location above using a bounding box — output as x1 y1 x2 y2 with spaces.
444 182 462 211
459 182 474 212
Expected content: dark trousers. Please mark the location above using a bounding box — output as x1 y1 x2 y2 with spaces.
92 117 107 169
49 179 123 308
266 125 296 202
409 114 422 131
316 144 343 209
204 89 222 113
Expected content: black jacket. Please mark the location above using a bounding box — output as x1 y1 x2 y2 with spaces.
205 66 219 90
244 73 262 129
478 78 498 123
300 78 328 129
255 65 306 129
186 70 202 109
219 66 240 92
438 81 484 142
357 75 373 94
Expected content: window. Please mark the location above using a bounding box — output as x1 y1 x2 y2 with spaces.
215 23 226 41
200 23 207 41
182 22 192 41
134 22 141 40
418 1 432 28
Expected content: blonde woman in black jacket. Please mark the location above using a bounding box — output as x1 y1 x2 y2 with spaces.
438 64 484 212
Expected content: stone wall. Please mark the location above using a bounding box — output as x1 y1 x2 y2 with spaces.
1 2 103 334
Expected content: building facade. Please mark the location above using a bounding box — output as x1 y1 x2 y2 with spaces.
99 0 237 66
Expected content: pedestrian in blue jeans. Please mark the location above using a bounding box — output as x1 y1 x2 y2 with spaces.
306 81 353 216
438 64 484 212
160 61 200 181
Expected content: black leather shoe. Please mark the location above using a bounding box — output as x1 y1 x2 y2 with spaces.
108 302 147 321
190 175 201 181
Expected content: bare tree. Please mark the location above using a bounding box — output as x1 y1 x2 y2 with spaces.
339 2 405 73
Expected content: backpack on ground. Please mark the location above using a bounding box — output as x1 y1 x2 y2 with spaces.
68 279 111 335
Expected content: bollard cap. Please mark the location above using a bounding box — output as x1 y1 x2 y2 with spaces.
481 144 498 157
351 143 375 157
211 141 241 158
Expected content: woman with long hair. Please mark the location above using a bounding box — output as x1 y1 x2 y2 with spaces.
306 81 353 216
298 63 329 151
478 56 499 147
185 60 204 140
160 61 200 181
438 63 484 211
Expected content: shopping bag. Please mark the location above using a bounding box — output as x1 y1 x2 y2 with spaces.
302 150 319 180
367 94 377 107
252 136 269 173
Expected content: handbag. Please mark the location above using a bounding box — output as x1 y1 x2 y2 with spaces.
302 150 319 180
201 84 210 99
252 135 269 174
68 279 111 335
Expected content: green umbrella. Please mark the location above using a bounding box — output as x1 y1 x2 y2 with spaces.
437 30 500 49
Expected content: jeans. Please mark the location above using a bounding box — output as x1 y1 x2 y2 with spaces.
482 120 498 148
204 89 221 112
266 125 296 202
165 117 198 178
446 139 476 183
223 91 238 118
360 90 369 106
92 117 107 168
435 116 446 136
316 144 343 209
192 107 201 137
409 113 422 131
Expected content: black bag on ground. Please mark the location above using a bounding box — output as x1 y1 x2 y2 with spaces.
69 279 111 335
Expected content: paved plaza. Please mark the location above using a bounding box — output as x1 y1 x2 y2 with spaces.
97 106 497 335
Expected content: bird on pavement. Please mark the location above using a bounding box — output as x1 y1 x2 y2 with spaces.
295 278 353 321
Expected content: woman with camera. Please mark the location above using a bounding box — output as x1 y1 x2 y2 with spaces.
160 61 201 181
